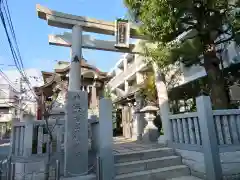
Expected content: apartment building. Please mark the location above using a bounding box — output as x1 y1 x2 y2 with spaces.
107 41 150 101
0 69 43 123
107 37 240 138
108 37 240 103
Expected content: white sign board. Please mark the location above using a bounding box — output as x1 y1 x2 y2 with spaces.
115 19 130 48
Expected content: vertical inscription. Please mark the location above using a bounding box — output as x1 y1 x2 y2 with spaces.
71 93 86 156
115 19 130 48
65 91 88 175
118 22 127 44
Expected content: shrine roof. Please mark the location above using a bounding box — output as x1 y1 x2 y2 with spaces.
54 60 108 77
35 60 112 96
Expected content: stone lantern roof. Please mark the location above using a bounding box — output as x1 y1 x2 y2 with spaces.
140 105 159 113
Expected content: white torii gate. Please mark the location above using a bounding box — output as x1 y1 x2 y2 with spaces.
36 4 147 179
36 4 145 90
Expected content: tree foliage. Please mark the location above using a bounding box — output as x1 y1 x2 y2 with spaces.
125 0 240 109
139 72 158 105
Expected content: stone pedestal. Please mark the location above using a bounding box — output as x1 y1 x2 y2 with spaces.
142 113 159 143
64 90 88 177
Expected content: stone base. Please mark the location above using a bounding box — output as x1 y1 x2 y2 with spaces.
142 127 159 143
158 135 167 145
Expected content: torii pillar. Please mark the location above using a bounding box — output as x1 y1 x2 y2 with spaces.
68 25 82 90
64 24 89 176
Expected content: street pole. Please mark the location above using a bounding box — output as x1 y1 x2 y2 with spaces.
18 77 23 121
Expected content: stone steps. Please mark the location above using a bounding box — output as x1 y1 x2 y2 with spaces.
114 147 201 180
60 174 96 180
167 176 203 180
115 165 190 180
114 148 174 163
115 156 182 175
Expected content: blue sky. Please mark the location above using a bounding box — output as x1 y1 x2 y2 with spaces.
0 0 128 73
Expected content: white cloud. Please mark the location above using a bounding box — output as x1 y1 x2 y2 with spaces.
27 58 57 72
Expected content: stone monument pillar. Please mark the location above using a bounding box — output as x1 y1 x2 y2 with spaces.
64 25 89 176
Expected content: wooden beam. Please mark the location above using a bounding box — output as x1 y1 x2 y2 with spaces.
48 33 142 54
36 4 147 40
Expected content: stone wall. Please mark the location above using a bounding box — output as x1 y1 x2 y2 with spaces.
14 160 56 180
175 149 205 179
176 149 240 179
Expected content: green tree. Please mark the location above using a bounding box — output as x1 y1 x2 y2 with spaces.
124 0 240 109
139 72 158 105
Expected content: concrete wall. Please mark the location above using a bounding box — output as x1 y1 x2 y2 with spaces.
175 149 205 178
176 149 240 179
14 160 56 180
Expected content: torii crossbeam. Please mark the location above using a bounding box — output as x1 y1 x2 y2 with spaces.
48 32 142 54
36 4 145 39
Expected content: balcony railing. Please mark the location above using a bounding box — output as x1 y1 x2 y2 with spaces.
0 98 17 107
108 58 147 89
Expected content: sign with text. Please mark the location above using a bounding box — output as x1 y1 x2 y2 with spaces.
115 19 130 48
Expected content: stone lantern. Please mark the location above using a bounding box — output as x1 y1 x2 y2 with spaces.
140 105 159 143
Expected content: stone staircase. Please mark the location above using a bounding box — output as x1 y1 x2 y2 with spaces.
114 147 202 180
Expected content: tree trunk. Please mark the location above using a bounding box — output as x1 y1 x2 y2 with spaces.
203 51 229 109
152 62 170 142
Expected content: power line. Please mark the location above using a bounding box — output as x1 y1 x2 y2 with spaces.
0 70 18 92
0 0 38 100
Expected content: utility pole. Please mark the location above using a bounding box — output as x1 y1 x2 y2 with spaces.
17 77 24 121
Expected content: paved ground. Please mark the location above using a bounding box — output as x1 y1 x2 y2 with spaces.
113 137 163 154
0 137 161 159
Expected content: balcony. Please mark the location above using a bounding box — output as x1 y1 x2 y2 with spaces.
0 98 17 108
0 113 12 122
108 57 147 90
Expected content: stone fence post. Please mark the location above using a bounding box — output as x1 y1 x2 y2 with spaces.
89 115 99 153
98 98 114 180
196 96 222 180
23 115 34 157
9 118 18 156
133 92 144 141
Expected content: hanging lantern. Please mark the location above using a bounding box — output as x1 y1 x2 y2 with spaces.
115 18 130 48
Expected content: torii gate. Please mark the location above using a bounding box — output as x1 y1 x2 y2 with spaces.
36 5 145 90
36 4 146 179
